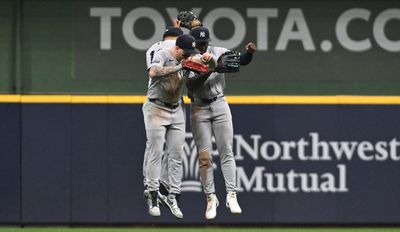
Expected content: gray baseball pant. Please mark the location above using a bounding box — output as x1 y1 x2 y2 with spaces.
190 97 237 194
142 100 185 194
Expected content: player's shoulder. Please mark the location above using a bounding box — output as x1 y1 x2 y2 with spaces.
208 46 229 57
152 48 173 61
146 41 161 52
149 40 175 50
157 47 172 55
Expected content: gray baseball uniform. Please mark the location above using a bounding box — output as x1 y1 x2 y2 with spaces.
187 46 237 194
143 48 190 195
143 40 176 189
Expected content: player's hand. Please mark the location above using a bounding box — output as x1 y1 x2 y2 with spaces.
173 19 182 28
245 42 257 53
200 52 213 64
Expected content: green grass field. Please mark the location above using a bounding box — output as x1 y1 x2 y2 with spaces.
1 228 400 232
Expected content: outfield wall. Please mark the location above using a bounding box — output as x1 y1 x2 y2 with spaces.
1 0 400 225
1 97 400 225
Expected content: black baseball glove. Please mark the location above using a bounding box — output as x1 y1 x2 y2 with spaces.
177 10 202 30
215 51 240 73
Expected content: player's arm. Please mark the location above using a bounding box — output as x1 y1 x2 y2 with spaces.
148 65 182 78
240 42 257 65
185 53 216 89
186 71 212 90
148 50 182 78
200 52 217 71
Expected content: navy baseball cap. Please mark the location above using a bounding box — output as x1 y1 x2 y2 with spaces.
162 27 183 39
190 26 211 43
175 34 200 54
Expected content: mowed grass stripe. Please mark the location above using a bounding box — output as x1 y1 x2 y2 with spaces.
1 228 400 232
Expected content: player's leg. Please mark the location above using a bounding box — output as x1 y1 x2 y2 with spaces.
190 103 218 219
142 141 150 188
212 99 242 214
190 103 215 194
162 107 185 219
159 99 185 196
142 141 151 208
159 150 170 196
142 101 168 216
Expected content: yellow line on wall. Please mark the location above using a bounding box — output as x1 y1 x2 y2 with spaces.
1 94 400 104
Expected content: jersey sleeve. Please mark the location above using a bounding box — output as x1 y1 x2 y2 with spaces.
213 47 230 58
148 49 167 70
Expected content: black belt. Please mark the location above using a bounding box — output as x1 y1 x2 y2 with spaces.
191 95 223 104
149 99 180 109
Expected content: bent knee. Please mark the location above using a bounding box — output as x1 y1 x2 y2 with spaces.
198 150 211 168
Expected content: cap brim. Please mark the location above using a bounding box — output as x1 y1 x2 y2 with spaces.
183 48 200 54
196 38 211 43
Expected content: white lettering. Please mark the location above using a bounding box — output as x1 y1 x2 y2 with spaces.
336 8 371 52
203 8 246 49
373 9 400 52
265 172 286 192
90 7 122 50
247 8 278 51
310 132 330 160
357 141 374 161
301 173 320 192
389 138 400 161
320 173 336 192
235 134 261 161
287 170 299 192
260 141 281 160
375 141 389 161
123 7 165 50
297 138 310 160
337 164 348 192
237 166 265 192
330 141 357 160
276 9 315 51
281 141 296 160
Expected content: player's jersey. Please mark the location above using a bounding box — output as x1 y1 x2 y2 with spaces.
147 49 191 103
187 46 229 100
146 40 176 69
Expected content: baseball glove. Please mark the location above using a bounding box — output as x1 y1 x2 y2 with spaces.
215 51 240 73
177 10 202 30
182 59 209 74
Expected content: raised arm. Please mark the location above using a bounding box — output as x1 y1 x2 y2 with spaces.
240 42 257 65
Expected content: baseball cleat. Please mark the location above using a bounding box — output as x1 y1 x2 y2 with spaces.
143 189 152 211
205 193 219 220
148 191 160 217
157 191 167 206
159 194 183 219
226 191 242 214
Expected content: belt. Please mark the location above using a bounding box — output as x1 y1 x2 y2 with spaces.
191 95 223 104
149 99 180 109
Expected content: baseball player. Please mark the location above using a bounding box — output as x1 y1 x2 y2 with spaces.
144 34 214 218
187 26 257 220
143 27 184 212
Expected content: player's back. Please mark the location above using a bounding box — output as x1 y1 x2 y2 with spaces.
146 40 176 69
